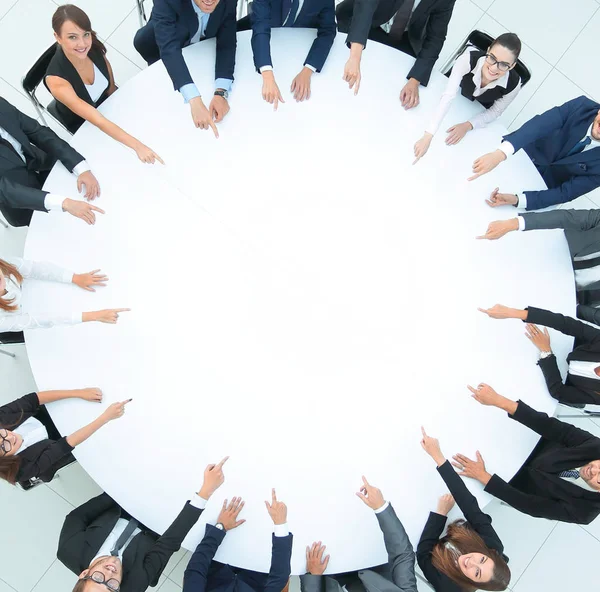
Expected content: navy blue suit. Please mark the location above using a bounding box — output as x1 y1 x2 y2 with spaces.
134 0 237 91
183 524 293 592
504 96 600 211
251 0 336 72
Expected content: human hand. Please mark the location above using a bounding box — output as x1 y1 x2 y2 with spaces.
198 456 229 499
77 387 103 403
76 170 101 200
436 494 455 516
356 475 386 510
476 219 519 240
400 78 420 110
467 383 503 407
477 304 523 320
209 94 230 123
101 399 132 422
62 198 105 225
306 542 330 575
290 67 313 102
190 97 219 137
485 187 518 208
262 71 285 110
216 497 246 531
525 324 551 353
134 143 164 164
445 122 472 145
451 452 492 485
468 150 506 181
343 56 361 95
73 269 108 292
413 133 432 164
85 308 131 324
265 488 287 524
420 427 445 466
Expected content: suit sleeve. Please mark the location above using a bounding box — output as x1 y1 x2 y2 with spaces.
526 306 600 345
215 0 237 81
407 0 456 86
522 175 600 211
536 354 599 405
0 177 49 213
304 0 336 72
521 208 600 232
182 524 226 592
251 0 274 71
375 504 417 592
342 0 378 48
577 304 600 327
17 436 74 482
264 533 293 592
416 511 447 591
300 575 327 592
0 393 40 428
503 95 592 153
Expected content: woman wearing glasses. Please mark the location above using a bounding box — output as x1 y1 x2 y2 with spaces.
413 33 523 163
0 389 130 485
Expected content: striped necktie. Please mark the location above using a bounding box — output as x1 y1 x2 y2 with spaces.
559 469 580 479
567 136 591 157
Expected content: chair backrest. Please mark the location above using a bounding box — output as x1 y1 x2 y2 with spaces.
22 43 57 99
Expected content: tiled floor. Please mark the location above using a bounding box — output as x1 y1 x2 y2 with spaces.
1 0 600 590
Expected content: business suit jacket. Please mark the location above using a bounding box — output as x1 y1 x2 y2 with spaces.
251 0 336 73
183 524 293 592
335 0 456 85
300 504 416 592
0 97 84 218
417 461 507 592
138 0 237 91
0 393 74 483
484 400 600 524
504 95 600 211
58 492 204 592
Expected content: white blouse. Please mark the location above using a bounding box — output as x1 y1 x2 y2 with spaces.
0 257 82 332
85 63 109 103
425 47 522 136
14 417 49 454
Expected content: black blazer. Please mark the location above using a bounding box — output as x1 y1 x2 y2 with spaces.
0 97 84 213
0 393 74 483
484 400 600 524
44 44 112 134
417 461 507 592
525 306 600 405
336 0 456 85
58 492 204 592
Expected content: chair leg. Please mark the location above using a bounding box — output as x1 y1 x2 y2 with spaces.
0 217 8 229
0 348 16 358
137 0 147 27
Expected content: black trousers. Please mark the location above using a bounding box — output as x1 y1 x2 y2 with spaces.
133 21 162 65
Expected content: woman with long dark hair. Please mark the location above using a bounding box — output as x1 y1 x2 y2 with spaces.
418 428 511 591
0 389 130 485
45 4 163 164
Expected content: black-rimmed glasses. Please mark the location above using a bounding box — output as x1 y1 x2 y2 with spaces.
79 572 120 591
485 53 514 72
0 429 12 455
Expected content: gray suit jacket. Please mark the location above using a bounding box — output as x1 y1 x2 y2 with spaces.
300 504 417 592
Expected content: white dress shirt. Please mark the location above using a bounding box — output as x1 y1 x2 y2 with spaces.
0 256 81 332
84 64 109 103
13 417 49 454
569 360 600 381
500 123 600 209
425 48 521 135
560 466 599 493
380 0 422 33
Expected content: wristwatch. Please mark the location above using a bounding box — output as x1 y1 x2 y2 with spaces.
215 522 225 531
214 89 229 99
539 350 553 359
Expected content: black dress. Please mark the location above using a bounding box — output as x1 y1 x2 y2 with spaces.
417 461 509 592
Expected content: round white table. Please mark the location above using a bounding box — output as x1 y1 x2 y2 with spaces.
23 31 575 575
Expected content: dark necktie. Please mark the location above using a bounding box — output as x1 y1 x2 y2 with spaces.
567 136 592 157
388 0 416 43
110 519 139 556
283 0 300 26
0 136 23 162
559 469 580 479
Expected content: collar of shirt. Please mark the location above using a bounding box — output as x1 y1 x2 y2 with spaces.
13 417 48 454
92 518 141 563
471 54 509 96
584 122 600 152
0 126 26 163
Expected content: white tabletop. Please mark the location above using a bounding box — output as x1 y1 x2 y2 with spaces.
23 31 575 575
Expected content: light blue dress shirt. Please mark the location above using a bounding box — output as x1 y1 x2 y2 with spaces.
180 0 233 103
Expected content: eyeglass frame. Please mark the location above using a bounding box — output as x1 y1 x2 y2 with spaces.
484 51 515 72
79 571 120 591
0 428 12 455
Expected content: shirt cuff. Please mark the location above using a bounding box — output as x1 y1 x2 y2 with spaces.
259 65 273 73
72 312 83 324
190 494 209 510
45 194 66 212
499 141 515 158
180 83 201 104
72 160 91 177
517 215 526 231
273 523 289 537
63 270 75 283
304 64 317 72
516 193 527 209
215 78 233 93
374 501 389 514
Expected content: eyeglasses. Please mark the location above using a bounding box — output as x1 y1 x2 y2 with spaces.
485 53 514 72
0 429 12 455
80 572 120 591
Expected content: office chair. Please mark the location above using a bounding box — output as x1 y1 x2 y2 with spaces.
136 0 148 27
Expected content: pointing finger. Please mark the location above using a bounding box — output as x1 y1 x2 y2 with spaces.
217 456 230 468
272 488 277 503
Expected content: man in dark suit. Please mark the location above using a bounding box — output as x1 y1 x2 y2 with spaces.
0 97 103 227
335 0 456 105
470 95 600 210
452 383 600 524
241 0 336 107
183 489 293 592
59 457 229 592
133 0 237 137
300 477 417 592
